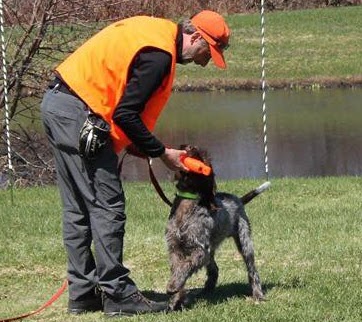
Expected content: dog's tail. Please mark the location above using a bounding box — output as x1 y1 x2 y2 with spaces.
240 181 271 205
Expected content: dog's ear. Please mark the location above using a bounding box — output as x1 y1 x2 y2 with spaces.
176 145 217 208
179 144 190 151
202 171 218 209
179 145 210 159
185 146 208 161
180 144 199 154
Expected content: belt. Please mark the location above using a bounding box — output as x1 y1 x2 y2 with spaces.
49 77 79 98
48 76 89 111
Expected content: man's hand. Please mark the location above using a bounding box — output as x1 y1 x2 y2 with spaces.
160 148 188 171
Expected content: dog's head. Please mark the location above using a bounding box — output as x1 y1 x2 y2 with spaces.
176 145 217 207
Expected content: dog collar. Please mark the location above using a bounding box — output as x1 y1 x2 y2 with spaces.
176 190 199 200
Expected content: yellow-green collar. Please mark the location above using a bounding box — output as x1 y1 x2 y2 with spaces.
176 190 199 200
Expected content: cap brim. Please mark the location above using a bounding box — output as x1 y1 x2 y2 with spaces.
209 44 226 69
195 28 227 69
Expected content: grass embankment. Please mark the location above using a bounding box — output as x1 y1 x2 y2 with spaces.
1 177 361 321
174 6 362 90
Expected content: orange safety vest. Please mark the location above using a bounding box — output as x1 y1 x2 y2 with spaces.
56 16 178 154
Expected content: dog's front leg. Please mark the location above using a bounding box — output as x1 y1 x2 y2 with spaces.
167 248 207 310
167 247 207 295
167 259 192 296
167 258 190 311
167 250 186 295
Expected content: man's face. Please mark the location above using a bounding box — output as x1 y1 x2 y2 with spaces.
181 33 211 67
192 41 211 67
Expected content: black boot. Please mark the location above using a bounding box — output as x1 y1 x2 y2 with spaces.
103 291 168 316
68 287 103 315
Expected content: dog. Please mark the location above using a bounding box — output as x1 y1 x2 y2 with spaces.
165 145 270 311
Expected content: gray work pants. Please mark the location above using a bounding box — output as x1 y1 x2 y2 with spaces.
41 86 138 301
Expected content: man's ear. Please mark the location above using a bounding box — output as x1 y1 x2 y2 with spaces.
190 31 203 44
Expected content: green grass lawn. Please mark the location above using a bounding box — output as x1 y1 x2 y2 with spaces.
1 177 361 321
1 6 362 322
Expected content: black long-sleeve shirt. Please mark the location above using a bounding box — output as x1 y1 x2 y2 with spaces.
113 25 183 158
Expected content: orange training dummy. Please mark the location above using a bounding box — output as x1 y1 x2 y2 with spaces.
180 156 212 176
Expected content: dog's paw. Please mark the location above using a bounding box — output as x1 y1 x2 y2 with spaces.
168 288 188 312
252 289 265 302
168 300 184 312
203 278 217 294
168 294 189 312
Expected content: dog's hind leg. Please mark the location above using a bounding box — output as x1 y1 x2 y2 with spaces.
203 251 218 293
233 218 264 301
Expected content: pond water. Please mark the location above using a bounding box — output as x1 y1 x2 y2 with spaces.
120 88 362 181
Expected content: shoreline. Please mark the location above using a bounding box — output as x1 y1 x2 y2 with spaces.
172 75 362 92
26 76 362 98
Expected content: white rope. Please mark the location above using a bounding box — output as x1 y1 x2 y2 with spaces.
0 0 14 200
260 0 269 180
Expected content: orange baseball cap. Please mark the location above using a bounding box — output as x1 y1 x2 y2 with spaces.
191 10 231 69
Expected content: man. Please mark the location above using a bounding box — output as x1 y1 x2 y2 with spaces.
41 10 230 316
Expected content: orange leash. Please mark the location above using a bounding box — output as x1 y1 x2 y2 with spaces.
0 279 68 322
118 149 173 207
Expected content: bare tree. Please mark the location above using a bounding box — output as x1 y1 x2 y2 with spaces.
0 0 103 186
0 0 154 186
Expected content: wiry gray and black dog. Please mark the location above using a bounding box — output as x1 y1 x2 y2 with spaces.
165 145 270 311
